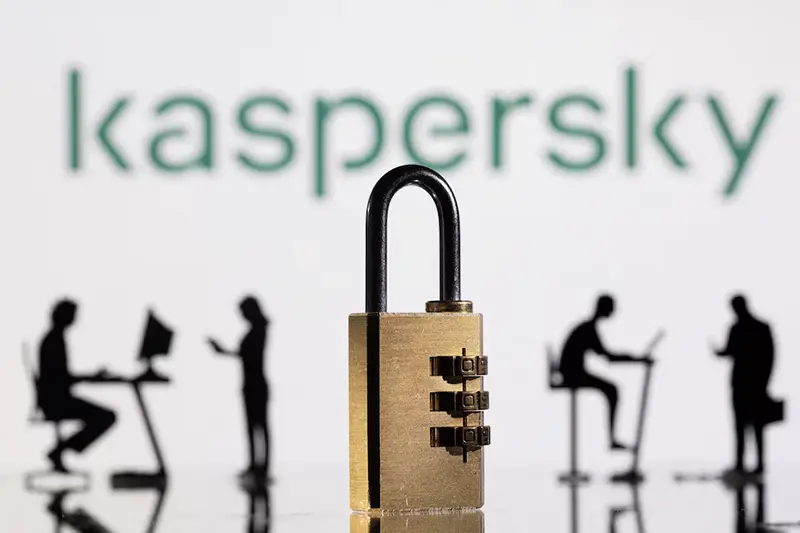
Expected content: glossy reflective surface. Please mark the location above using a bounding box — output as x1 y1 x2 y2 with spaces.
1 467 799 532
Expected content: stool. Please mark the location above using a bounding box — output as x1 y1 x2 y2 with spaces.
548 345 590 485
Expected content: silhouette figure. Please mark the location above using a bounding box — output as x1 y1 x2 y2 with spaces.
209 296 271 480
23 343 92 487
557 295 653 450
711 295 784 478
37 299 117 473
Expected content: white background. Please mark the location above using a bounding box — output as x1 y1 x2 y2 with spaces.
0 0 799 479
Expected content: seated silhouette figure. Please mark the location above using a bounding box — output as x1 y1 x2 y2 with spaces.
38 299 116 473
712 295 782 478
208 295 271 481
558 294 652 450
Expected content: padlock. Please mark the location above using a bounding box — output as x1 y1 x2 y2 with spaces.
349 164 490 512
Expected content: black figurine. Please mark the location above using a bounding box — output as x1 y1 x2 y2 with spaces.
209 295 271 481
548 295 656 484
712 295 784 480
36 299 117 473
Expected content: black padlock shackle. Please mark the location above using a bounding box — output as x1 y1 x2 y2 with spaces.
365 164 461 313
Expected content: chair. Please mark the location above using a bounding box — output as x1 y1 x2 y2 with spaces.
547 344 590 484
21 342 89 488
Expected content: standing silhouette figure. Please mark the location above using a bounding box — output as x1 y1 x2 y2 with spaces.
558 295 653 450
208 296 270 480
712 295 780 477
37 299 117 473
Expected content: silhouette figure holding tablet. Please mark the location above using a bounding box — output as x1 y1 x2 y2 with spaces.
208 296 270 480
37 299 116 473
558 295 653 450
712 295 783 478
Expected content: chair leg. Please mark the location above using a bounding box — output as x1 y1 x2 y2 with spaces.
559 390 590 485
570 391 577 473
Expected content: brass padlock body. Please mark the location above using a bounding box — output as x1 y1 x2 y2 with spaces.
349 312 484 511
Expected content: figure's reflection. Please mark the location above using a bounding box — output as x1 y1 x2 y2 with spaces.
673 475 778 531
350 510 484 533
726 480 767 533
30 483 167 533
566 483 647 533
240 478 271 533
138 487 167 533
567 483 582 533
41 487 113 533
608 484 646 533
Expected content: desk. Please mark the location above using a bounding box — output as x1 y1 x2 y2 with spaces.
85 371 170 489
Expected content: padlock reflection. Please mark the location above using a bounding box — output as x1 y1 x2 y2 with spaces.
350 510 484 533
